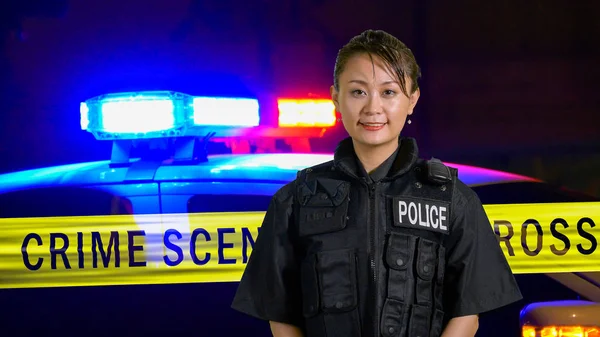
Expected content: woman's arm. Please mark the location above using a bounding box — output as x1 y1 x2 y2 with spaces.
270 321 304 337
441 315 479 337
440 183 522 335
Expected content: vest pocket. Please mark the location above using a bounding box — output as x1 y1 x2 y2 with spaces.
415 238 436 307
300 249 361 337
408 304 431 337
430 308 445 337
301 254 320 318
380 298 408 337
436 245 446 286
297 203 349 237
297 180 350 237
317 249 358 313
416 239 436 282
385 233 415 303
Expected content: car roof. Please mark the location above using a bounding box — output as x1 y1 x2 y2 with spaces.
0 153 539 194
444 162 540 186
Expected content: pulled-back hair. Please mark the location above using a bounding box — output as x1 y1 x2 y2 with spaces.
333 30 421 97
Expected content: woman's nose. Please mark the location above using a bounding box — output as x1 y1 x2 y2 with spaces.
364 94 383 115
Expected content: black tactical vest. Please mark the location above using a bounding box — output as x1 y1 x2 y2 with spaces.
292 157 457 337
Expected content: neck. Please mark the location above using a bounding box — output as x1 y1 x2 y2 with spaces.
353 138 399 173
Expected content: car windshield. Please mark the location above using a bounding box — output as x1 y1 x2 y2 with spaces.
0 187 132 218
187 194 272 213
472 181 598 204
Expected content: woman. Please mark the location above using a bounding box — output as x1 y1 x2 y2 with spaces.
232 29 522 337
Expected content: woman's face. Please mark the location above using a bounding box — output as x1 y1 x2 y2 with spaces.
331 53 420 150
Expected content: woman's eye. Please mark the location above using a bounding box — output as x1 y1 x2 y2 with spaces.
383 90 396 96
351 89 366 96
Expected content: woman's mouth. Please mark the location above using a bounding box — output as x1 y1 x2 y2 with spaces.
359 122 386 131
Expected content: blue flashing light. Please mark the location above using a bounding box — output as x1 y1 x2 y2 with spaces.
82 91 193 140
101 98 175 133
80 102 89 130
193 97 259 127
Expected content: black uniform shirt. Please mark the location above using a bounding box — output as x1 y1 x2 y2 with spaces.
355 142 399 183
231 137 522 335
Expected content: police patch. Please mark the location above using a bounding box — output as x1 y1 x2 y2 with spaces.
392 196 451 235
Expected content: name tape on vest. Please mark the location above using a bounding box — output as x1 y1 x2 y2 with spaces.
392 197 451 234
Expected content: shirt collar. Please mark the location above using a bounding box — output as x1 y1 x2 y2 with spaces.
333 136 420 181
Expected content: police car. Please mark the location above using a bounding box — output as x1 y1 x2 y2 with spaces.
0 91 597 337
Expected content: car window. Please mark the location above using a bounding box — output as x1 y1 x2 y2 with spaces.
0 187 132 218
187 194 272 213
472 181 598 204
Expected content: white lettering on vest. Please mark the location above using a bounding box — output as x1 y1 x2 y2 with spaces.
397 200 448 233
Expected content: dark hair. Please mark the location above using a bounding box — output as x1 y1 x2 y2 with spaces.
333 30 421 97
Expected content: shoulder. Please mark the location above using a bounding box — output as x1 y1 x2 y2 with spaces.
414 157 482 221
416 157 478 203
271 181 296 206
452 178 482 214
448 173 491 237
271 160 336 205
297 159 335 178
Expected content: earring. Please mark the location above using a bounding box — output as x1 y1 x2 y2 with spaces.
407 118 412 125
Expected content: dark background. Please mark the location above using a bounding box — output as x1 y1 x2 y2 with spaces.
1 0 599 196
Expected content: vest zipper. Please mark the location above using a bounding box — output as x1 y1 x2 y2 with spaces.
368 182 380 335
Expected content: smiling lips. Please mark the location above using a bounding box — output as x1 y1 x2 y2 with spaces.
359 122 386 131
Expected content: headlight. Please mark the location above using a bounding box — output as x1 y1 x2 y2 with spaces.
523 325 600 337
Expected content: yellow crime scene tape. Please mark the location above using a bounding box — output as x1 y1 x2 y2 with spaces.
0 212 264 289
0 202 598 289
485 201 599 274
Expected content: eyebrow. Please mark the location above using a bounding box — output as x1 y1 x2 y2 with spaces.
348 79 399 85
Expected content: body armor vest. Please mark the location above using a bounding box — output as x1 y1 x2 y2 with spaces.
293 158 457 337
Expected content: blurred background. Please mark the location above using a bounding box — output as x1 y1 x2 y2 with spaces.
1 0 599 196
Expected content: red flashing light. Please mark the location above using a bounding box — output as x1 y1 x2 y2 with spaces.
277 99 336 127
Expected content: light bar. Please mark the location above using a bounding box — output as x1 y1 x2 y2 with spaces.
82 91 193 140
193 97 259 127
278 99 336 127
81 91 339 141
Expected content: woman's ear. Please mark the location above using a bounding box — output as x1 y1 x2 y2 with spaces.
330 85 340 112
408 88 420 115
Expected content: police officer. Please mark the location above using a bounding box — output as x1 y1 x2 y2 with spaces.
231 29 522 337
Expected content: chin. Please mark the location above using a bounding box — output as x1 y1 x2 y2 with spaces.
354 133 396 148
